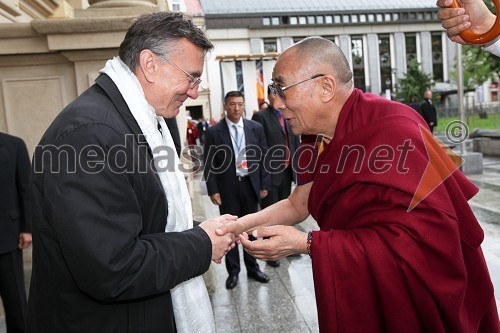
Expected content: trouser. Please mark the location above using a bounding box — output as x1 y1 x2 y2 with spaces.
220 176 260 275
0 249 27 333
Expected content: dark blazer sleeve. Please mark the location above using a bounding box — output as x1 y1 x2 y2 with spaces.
39 125 212 301
16 137 31 233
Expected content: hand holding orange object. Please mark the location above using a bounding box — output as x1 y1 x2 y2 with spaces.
449 0 500 44
437 0 499 45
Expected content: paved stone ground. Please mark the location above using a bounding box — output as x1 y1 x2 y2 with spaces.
2 158 500 332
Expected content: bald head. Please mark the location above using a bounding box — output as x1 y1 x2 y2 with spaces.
285 37 353 86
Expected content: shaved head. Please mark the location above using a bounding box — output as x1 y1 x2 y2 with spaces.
289 37 353 85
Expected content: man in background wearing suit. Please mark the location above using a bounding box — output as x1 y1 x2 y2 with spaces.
203 91 271 289
0 132 32 333
252 87 300 267
421 90 437 133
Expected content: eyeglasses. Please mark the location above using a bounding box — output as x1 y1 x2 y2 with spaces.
156 54 202 89
269 74 325 100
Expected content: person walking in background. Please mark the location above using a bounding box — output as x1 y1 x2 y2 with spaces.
186 116 198 147
409 96 423 117
203 91 271 290
0 132 32 333
421 90 438 133
218 37 499 332
27 12 235 333
196 117 209 146
436 0 500 57
252 86 300 268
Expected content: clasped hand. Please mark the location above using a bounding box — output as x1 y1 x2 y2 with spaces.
217 222 307 261
199 214 238 263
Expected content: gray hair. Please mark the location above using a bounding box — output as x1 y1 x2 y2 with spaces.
293 37 352 85
119 12 213 71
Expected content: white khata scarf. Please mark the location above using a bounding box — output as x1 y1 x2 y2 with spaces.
100 57 215 333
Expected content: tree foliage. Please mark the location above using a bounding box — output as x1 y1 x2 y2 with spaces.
396 59 433 103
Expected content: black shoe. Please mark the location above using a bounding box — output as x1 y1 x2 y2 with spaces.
267 260 280 267
225 275 238 289
247 270 270 283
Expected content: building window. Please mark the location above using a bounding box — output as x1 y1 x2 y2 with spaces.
343 15 350 23
359 14 367 23
351 15 358 23
405 33 417 66
352 36 366 91
293 37 305 43
368 14 375 22
385 13 391 21
282 16 289 24
264 38 278 53
379 35 392 92
325 15 333 24
263 17 271 25
431 32 444 82
316 16 324 24
376 14 383 22
272 17 280 25
299 16 307 24
393 13 400 21
307 16 315 24
290 17 298 25
171 0 180 11
424 12 432 20
334 15 341 23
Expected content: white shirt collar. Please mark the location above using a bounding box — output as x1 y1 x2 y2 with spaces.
225 117 244 128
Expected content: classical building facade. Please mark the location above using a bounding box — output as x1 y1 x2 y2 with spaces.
0 0 211 155
199 0 497 120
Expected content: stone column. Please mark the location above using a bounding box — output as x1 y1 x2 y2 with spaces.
338 34 351 69
393 32 406 80
420 31 433 77
366 33 380 95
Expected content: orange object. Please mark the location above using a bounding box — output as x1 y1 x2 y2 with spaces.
450 0 500 44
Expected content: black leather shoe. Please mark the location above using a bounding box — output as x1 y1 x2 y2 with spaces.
225 275 238 289
267 260 280 267
247 270 270 283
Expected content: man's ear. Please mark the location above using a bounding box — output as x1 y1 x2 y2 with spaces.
138 49 157 83
321 75 336 103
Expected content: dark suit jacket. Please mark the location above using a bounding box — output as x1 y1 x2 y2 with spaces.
27 74 212 333
421 99 437 128
0 133 31 254
203 118 271 205
252 107 300 186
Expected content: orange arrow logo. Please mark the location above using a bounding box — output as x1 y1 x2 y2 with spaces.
408 124 464 211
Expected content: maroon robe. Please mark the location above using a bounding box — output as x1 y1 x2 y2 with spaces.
307 89 499 332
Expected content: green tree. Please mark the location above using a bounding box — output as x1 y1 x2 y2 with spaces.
450 45 500 90
396 59 433 103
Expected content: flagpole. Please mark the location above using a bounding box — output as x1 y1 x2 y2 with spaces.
456 43 466 155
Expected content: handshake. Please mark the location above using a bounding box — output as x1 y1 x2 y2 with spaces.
199 214 307 263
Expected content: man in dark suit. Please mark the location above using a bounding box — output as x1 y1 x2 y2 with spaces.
252 87 300 267
203 91 271 289
27 12 235 333
196 117 210 145
421 90 438 133
0 132 32 333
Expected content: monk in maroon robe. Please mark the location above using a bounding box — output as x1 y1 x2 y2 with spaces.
219 37 499 332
